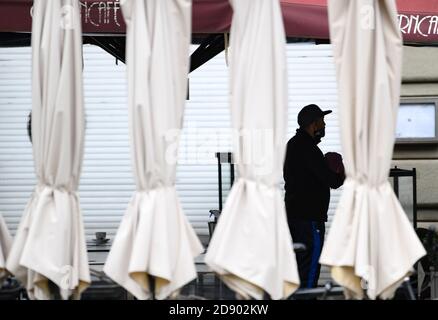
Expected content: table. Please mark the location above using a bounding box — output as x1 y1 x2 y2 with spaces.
87 239 112 267
87 239 112 253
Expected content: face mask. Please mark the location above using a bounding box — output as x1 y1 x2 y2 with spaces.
314 127 325 143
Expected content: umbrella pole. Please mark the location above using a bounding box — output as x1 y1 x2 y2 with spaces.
149 274 155 300
262 291 272 300
48 280 62 300
402 278 416 300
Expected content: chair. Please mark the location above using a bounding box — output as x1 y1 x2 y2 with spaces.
0 277 24 300
207 153 234 239
81 269 128 300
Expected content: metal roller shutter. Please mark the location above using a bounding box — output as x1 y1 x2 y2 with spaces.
0 43 341 285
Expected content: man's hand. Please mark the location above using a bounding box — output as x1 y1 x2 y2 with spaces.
325 152 345 177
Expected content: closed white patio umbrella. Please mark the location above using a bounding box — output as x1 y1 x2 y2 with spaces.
205 0 300 300
103 0 204 300
6 0 90 300
319 0 426 299
0 214 12 282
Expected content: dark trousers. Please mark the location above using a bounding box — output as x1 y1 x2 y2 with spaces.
288 218 325 288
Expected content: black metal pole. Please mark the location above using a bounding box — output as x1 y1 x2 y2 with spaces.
149 274 155 300
217 153 223 211
229 152 235 187
413 168 418 230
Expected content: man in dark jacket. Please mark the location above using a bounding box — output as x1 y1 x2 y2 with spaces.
284 104 345 288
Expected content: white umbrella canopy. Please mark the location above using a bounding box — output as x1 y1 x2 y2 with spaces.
319 0 426 300
204 0 300 300
6 0 90 300
103 0 203 300
0 214 12 282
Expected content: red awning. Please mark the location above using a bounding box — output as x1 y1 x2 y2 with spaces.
195 0 438 43
2 0 438 44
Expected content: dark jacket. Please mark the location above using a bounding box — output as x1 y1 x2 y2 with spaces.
283 129 344 222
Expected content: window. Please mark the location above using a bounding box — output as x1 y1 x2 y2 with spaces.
396 97 438 144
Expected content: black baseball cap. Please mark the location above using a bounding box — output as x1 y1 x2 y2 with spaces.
297 104 332 128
